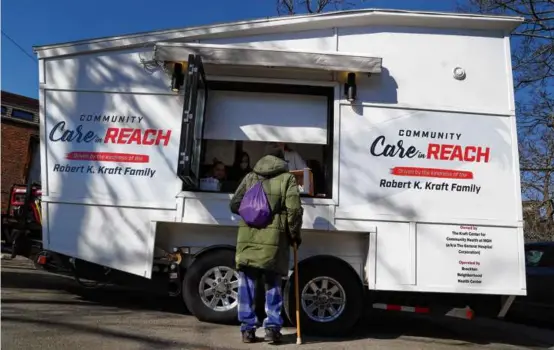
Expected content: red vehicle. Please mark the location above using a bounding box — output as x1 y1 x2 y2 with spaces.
1 183 178 291
1 183 43 260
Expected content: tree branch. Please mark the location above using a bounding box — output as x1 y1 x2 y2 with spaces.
521 167 554 171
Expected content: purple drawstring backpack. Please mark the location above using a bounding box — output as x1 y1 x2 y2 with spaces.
238 179 272 228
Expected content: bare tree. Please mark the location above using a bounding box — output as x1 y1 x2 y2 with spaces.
520 127 554 241
459 0 554 240
459 1 553 133
276 0 357 15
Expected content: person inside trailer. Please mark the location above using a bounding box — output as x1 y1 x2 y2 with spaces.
207 160 236 193
211 161 227 182
230 152 252 183
269 143 307 171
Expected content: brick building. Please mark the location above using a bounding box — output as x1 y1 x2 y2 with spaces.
1 90 40 211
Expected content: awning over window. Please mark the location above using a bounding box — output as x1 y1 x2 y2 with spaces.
153 42 382 74
204 90 328 144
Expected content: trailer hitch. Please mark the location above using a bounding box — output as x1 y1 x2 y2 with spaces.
167 247 183 297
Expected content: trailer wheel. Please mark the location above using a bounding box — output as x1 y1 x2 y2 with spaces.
284 258 364 336
183 249 239 324
71 258 112 289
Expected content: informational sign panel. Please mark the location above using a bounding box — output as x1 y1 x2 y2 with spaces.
44 90 183 208
338 106 519 223
416 223 523 293
339 106 524 294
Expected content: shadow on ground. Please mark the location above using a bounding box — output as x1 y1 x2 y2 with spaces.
1 314 228 350
2 257 554 349
1 267 188 315
293 312 554 348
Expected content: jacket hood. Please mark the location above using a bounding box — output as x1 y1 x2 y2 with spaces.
253 155 288 177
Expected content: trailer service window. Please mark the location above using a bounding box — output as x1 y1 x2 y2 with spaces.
179 80 334 198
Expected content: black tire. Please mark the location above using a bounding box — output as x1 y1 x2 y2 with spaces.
283 258 364 336
183 249 239 324
71 258 112 289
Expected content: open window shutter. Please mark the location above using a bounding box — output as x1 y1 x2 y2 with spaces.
177 55 208 189
203 91 328 144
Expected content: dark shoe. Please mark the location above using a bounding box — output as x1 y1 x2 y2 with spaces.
264 328 282 344
242 329 257 343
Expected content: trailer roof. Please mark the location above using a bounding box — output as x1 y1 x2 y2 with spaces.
33 8 524 59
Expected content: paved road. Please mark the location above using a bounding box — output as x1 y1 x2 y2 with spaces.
2 256 554 350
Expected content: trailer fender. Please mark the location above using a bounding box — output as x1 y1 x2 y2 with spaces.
293 254 363 284
189 245 236 267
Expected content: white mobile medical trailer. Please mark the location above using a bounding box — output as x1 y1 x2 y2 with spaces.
33 9 526 336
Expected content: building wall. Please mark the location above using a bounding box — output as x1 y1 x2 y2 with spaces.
1 91 40 212
1 122 38 211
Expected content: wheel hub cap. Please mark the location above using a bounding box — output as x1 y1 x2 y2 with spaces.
301 276 346 323
199 266 239 312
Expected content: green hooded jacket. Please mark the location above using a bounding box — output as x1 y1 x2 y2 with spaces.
230 155 303 275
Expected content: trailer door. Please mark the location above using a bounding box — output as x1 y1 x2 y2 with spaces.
42 65 186 277
177 54 208 190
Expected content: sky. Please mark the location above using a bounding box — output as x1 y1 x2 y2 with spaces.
1 0 457 99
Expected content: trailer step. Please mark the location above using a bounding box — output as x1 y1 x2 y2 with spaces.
445 306 474 320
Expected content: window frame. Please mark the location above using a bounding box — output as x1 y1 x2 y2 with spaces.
189 80 335 198
12 108 35 121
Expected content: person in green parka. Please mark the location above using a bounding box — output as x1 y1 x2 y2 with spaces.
229 147 303 344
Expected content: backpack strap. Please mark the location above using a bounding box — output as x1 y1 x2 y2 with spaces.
254 174 269 187
253 174 286 215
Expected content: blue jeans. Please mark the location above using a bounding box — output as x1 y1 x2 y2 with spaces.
237 268 283 332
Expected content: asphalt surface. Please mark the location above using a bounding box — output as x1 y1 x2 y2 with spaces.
2 256 554 350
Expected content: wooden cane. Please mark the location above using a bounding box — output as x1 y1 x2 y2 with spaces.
294 242 302 345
